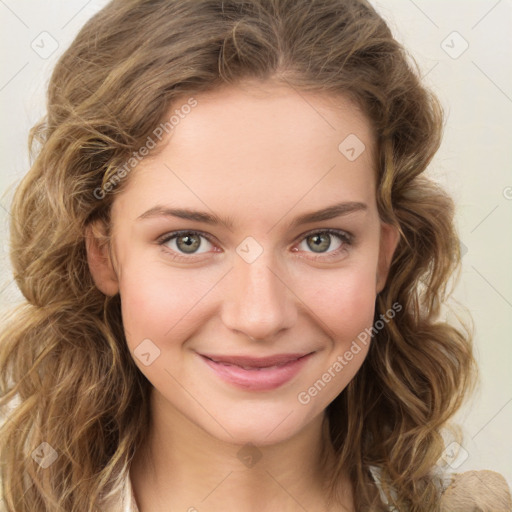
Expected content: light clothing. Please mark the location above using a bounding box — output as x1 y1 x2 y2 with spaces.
116 465 512 511
122 471 139 512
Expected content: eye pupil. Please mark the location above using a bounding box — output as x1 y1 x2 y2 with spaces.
177 234 201 253
308 233 330 253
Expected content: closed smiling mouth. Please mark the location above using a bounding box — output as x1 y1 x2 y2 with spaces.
200 352 313 369
198 352 315 390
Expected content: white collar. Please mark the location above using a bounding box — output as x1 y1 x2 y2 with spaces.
121 469 139 512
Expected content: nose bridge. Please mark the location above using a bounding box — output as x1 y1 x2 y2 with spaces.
221 246 296 341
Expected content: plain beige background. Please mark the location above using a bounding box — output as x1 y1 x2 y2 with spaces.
1 0 511 488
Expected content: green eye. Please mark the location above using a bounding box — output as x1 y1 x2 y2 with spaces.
160 231 213 255
158 228 353 262
297 229 353 261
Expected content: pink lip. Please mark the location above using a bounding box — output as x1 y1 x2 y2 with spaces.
199 352 314 391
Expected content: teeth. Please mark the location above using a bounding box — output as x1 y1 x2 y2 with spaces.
219 362 275 370
242 365 277 370
215 360 297 370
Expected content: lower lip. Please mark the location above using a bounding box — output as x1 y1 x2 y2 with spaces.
200 353 313 391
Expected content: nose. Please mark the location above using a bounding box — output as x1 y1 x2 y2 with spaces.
220 251 297 342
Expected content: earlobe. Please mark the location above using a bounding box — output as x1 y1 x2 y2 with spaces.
376 222 400 294
85 220 120 296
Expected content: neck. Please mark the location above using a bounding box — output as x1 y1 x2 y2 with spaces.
129 389 353 512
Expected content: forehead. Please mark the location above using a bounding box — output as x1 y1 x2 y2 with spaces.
159 81 375 171
114 82 377 224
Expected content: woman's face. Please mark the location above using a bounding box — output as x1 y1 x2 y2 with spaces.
89 81 399 445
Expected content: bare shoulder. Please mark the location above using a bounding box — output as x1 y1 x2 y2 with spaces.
440 470 512 512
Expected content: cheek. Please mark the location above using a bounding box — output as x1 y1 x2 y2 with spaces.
292 266 377 414
119 250 379 349
118 258 212 350
309 264 377 342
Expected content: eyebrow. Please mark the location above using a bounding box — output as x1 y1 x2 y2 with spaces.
136 201 367 230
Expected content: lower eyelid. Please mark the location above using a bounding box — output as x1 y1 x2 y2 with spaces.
297 231 352 258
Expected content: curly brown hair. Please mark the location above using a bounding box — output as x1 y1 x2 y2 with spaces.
0 0 476 510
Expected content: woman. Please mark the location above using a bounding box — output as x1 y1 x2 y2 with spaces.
1 0 510 510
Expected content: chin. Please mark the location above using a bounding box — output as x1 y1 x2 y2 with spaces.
208 422 299 448
196 401 323 448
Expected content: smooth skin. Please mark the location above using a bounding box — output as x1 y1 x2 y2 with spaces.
86 80 400 512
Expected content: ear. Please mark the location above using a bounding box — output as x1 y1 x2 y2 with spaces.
376 222 400 294
85 220 120 296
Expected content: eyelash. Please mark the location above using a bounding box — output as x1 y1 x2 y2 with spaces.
157 228 353 263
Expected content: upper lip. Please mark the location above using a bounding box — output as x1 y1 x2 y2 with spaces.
199 352 313 368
